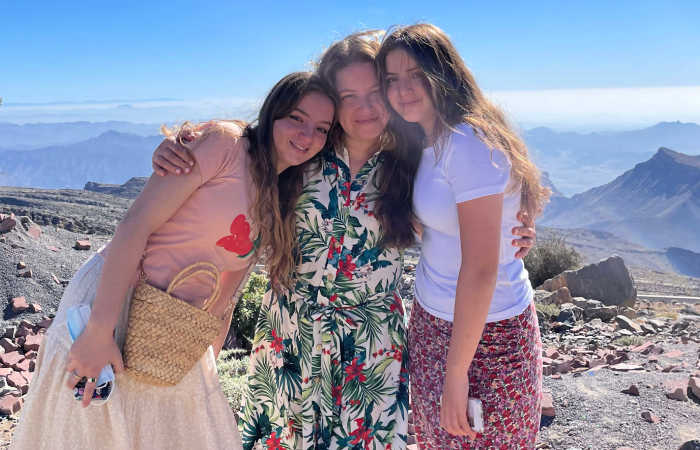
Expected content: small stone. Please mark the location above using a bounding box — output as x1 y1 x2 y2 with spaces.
47 245 59 252
0 338 19 353
0 368 12 377
0 352 24 367
6 372 28 394
51 273 61 285
0 394 23 415
18 269 32 278
615 315 642 334
13 359 30 372
641 411 660 423
0 215 17 233
36 318 53 329
11 296 29 313
630 341 655 354
551 373 562 379
688 377 700 399
664 379 689 401
26 224 41 239
621 384 639 396
16 261 26 270
74 239 91 250
23 333 43 352
29 303 42 313
541 392 555 417
610 363 644 372
665 349 683 358
3 327 16 339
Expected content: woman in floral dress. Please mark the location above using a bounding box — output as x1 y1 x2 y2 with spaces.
153 31 536 450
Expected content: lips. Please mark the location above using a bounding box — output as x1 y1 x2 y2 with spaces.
400 99 421 108
289 140 308 153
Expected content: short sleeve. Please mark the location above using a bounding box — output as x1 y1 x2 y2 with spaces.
444 127 511 204
189 123 243 184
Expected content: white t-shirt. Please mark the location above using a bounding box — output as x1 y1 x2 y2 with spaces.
413 123 533 323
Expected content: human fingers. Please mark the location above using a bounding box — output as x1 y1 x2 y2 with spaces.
512 226 536 239
517 210 534 227
110 349 125 373
512 237 534 248
81 376 98 407
515 246 532 259
64 363 83 390
168 141 196 167
153 154 184 175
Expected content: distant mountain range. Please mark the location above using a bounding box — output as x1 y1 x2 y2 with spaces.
542 148 700 253
525 121 700 195
0 131 162 189
0 121 159 150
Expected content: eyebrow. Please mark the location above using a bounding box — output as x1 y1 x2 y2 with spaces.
294 107 332 126
386 66 421 75
337 83 381 94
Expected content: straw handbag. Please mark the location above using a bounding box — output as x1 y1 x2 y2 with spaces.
123 262 223 386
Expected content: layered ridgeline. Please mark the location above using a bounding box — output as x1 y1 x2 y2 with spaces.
542 148 700 253
0 131 162 189
526 121 700 195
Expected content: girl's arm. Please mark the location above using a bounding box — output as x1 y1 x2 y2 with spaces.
439 193 503 438
67 131 242 406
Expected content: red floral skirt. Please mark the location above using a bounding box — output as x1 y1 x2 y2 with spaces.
408 300 542 449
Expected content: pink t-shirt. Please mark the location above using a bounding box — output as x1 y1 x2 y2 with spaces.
140 123 258 308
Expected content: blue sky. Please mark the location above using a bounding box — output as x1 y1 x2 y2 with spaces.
2 0 699 129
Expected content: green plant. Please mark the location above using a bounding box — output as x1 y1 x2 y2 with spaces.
217 349 251 413
612 335 644 347
535 302 561 319
525 233 582 288
225 272 269 351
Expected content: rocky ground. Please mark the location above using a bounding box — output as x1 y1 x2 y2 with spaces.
1 185 699 449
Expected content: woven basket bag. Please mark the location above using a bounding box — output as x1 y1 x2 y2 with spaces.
123 262 223 386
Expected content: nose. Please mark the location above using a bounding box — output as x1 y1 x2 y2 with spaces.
296 123 313 145
398 78 413 97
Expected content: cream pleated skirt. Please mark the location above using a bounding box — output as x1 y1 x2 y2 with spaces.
10 252 242 450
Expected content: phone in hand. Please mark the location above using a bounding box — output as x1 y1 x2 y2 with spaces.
467 397 484 433
65 305 115 405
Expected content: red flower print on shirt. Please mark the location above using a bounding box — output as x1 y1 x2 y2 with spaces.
265 431 282 450
337 254 356 280
269 329 284 353
345 357 366 383
332 385 342 406
216 214 254 255
390 292 404 315
340 181 352 206
350 418 373 448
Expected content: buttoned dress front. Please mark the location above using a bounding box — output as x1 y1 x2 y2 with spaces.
241 148 410 450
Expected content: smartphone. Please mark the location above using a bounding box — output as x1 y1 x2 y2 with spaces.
66 305 115 405
439 395 485 434
468 397 484 433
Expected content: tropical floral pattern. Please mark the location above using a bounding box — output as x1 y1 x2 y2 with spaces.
241 149 409 450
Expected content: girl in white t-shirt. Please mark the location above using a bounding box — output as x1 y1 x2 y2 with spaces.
377 24 550 448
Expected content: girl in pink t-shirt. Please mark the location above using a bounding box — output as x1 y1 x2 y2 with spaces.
11 72 335 450
377 24 550 449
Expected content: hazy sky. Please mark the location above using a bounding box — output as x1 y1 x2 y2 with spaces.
2 0 699 129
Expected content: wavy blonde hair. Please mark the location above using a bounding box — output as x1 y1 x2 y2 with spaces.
377 23 550 217
164 72 336 288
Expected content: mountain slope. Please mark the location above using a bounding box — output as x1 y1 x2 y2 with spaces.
0 132 162 189
541 148 700 252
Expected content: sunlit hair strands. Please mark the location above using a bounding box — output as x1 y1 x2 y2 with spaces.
377 23 550 217
164 72 337 288
316 30 422 249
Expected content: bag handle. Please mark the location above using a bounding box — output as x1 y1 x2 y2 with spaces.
166 262 222 312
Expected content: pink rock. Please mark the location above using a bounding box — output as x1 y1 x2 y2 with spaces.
23 333 43 352
0 352 24 367
630 341 655 354
0 338 19 353
6 372 28 394
18 269 32 278
26 224 41 239
544 348 560 359
0 394 23 415
29 303 42 313
0 367 12 376
36 318 53 329
14 359 30 372
665 349 683 358
664 379 689 401
11 296 29 313
541 392 555 417
74 239 91 250
47 245 59 252
0 216 16 233
21 371 33 384
641 411 660 423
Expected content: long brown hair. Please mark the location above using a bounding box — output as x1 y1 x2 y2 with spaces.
377 23 550 217
166 72 336 288
316 30 422 249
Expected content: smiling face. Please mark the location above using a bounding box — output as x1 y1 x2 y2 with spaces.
384 48 437 135
272 91 335 173
334 62 390 147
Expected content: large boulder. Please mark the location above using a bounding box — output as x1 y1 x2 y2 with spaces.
539 256 636 307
